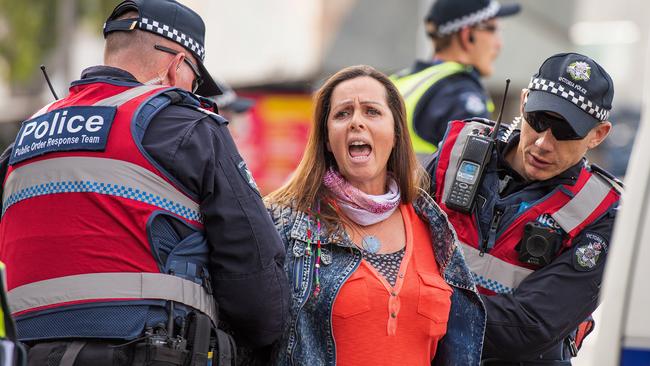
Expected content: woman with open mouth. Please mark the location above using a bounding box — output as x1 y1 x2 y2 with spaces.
264 65 485 366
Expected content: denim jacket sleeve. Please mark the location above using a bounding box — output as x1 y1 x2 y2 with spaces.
415 193 487 366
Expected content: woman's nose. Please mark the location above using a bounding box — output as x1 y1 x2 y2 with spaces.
349 110 366 130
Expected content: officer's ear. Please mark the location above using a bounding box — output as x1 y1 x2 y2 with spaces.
458 27 474 50
164 53 185 87
586 121 612 149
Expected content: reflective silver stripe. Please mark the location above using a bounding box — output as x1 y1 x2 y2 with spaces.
93 85 163 107
8 272 217 325
459 242 534 293
442 122 487 202
26 85 161 121
30 100 57 119
551 174 612 233
2 156 202 222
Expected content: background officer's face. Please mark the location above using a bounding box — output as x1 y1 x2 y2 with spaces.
467 18 502 77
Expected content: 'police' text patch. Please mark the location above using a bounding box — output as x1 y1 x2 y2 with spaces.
10 106 117 165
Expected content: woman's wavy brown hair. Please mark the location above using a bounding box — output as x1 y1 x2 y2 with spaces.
265 65 427 227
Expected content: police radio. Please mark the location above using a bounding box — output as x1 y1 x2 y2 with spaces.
40 65 59 100
445 79 511 213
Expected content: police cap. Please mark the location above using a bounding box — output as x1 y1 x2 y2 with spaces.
103 0 222 96
525 52 614 138
426 0 521 36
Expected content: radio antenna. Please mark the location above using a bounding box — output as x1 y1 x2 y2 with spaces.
491 78 510 140
40 65 59 100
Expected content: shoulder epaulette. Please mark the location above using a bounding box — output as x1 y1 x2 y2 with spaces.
193 106 228 125
590 163 624 194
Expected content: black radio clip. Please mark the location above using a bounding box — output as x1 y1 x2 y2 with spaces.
445 80 511 213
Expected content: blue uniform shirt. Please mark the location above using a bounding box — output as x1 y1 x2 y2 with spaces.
411 60 491 147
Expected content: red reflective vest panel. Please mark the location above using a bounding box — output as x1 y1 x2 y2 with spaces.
434 120 620 294
0 82 204 315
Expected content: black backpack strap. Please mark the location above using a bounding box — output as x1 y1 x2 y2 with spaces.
59 341 87 366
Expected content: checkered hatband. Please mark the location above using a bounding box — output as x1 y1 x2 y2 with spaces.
140 17 205 61
528 77 610 121
437 1 500 36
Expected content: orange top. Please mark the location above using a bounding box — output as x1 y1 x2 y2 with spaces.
332 204 453 366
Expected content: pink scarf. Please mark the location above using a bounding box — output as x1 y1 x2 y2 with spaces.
323 168 400 226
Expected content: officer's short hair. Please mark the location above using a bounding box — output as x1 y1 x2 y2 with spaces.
104 11 158 62
426 22 454 52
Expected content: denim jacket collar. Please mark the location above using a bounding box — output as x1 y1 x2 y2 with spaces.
413 192 478 293
288 192 478 293
289 209 354 248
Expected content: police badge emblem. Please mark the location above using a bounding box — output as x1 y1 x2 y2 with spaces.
567 61 591 82
574 232 608 271
237 160 261 196
463 93 486 115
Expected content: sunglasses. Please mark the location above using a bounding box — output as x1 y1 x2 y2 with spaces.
154 44 203 93
473 23 499 33
523 111 584 141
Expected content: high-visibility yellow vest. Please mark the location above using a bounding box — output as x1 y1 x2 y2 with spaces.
0 261 8 338
391 61 494 155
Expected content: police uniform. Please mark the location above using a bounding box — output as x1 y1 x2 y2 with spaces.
0 0 288 364
391 60 492 155
427 52 620 365
392 0 520 156
0 63 287 364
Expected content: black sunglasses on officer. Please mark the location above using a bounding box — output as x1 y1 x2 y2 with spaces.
523 110 585 141
154 45 204 93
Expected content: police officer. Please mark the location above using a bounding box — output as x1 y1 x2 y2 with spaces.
391 0 520 159
0 0 288 365
427 52 621 364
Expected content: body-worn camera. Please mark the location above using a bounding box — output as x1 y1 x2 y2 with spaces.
518 222 563 267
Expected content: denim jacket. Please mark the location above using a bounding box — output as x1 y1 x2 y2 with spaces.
267 192 486 366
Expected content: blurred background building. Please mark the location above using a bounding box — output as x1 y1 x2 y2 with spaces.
0 1 647 364
0 0 646 189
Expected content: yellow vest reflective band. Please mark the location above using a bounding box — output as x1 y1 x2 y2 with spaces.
0 262 15 340
0 262 9 338
391 62 494 154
